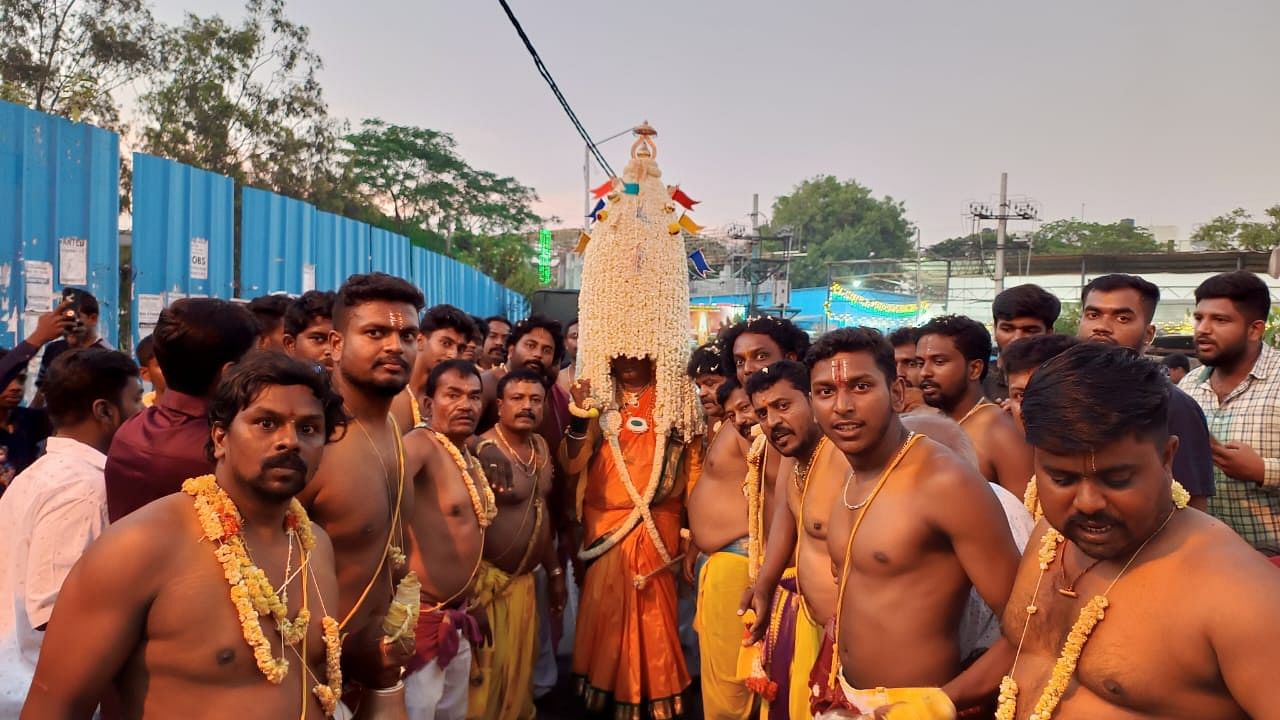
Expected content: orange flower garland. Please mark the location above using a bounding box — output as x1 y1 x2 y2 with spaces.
183 475 341 711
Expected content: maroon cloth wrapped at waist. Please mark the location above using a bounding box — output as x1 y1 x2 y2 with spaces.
405 601 482 674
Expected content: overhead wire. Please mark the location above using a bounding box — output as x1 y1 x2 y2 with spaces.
496 0 616 179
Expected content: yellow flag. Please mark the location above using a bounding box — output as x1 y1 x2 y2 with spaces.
574 232 591 253
677 214 703 234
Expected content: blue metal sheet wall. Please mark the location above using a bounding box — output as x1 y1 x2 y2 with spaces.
240 186 315 297
315 210 369 291
130 153 234 345
370 227 410 281
0 100 119 346
407 242 527 319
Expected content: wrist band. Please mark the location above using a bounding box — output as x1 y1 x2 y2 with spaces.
370 680 405 695
569 416 590 434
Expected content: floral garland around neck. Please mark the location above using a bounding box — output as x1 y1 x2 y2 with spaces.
743 427 768 583
996 485 1189 720
433 431 498 528
183 475 341 713
1023 477 1190 524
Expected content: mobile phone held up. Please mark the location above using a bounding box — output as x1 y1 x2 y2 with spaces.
61 287 81 317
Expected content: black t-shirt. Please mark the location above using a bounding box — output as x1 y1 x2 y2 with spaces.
1168 381 1215 498
0 406 52 489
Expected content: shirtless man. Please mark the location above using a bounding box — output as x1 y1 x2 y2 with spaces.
298 273 424 702
739 359 843 720
401 359 495 720
688 377 757 720
813 327 1020 717
1002 343 1280 719
23 353 346 719
390 304 474 433
477 315 511 371
888 326 927 412
686 342 727 429
918 314 1034 497
467 369 567 720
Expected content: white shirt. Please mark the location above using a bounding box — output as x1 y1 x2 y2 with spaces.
959 482 1036 659
0 436 109 714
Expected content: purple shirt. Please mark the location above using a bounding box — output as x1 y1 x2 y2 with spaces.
104 390 212 522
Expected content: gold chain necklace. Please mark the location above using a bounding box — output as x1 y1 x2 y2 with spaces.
957 397 993 426
495 424 542 476
841 432 916 510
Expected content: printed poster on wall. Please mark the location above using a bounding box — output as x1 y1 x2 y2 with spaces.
24 260 53 310
59 237 88 286
190 237 209 280
137 293 164 339
302 264 316 293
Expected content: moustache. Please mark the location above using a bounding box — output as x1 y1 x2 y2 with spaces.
262 451 307 474
375 356 409 371
1065 512 1120 530
522 360 545 373
770 427 793 443
516 410 537 420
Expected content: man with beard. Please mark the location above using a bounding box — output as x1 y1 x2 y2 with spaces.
739 360 842 720
23 352 347 719
888 327 927 413
557 319 580 396
811 328 1019 718
478 316 512 371
984 284 1060 403
999 343 1280 719
687 376 757 720
918 314 1033 497
1181 271 1280 553
479 315 567 436
465 369 565 720
283 290 337 372
392 305 474 433
0 350 143 714
1077 273 1215 510
400 360 496 720
297 273 424 711
686 343 727 430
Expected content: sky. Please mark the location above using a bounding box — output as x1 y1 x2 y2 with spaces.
144 0 1280 246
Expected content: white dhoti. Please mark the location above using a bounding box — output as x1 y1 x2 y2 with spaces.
405 638 472 720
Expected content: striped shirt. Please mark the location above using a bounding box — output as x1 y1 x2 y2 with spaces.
1180 343 1280 552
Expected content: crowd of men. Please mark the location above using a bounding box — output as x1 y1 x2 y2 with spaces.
1 268 1279 720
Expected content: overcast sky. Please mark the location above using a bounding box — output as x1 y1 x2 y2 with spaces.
147 0 1280 245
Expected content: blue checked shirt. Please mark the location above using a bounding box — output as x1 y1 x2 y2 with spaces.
1180 342 1280 552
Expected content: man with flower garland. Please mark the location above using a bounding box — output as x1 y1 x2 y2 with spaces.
999 343 1280 719
400 359 497 720
23 352 347 719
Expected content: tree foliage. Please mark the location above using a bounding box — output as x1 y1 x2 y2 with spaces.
1027 219 1163 254
0 0 157 128
1191 205 1280 251
768 176 914 288
137 0 343 206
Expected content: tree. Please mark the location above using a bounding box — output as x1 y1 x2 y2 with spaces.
137 0 342 204
1026 219 1163 254
452 232 541 298
1191 205 1280 251
0 0 158 127
927 228 1027 259
343 119 543 252
768 176 914 288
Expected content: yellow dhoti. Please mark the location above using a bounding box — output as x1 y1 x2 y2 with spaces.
467 563 538 720
694 541 754 720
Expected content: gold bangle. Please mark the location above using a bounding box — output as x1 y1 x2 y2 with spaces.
568 402 600 419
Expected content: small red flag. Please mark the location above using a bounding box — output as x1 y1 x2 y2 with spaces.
670 187 699 210
591 179 615 199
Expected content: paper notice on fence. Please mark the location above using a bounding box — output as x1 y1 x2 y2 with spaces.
59 237 88 286
137 294 164 326
24 260 53 311
302 264 316 293
190 238 209 280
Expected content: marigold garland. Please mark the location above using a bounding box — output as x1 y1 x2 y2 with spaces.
182 474 340 712
743 430 768 583
433 431 498 528
998 488 1186 720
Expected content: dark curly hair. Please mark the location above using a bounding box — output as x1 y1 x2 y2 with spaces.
717 316 811 377
206 351 348 462
916 314 993 381
686 343 725 378
284 290 336 337
804 327 897 384
507 315 566 366
333 273 425 331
